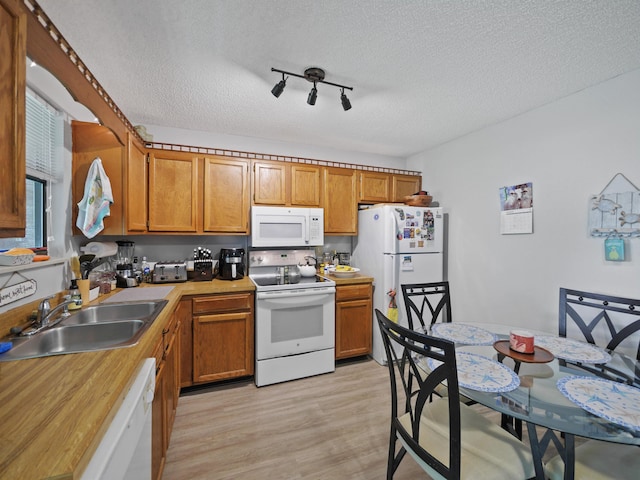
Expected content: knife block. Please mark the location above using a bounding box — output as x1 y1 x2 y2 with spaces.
192 260 213 281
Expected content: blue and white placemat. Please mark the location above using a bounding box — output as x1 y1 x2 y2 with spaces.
557 376 640 431
427 352 520 392
534 335 611 364
430 323 498 346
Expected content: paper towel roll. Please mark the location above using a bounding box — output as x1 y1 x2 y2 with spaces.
81 241 118 258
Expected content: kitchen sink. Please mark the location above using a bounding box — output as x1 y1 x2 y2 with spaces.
60 300 167 325
0 300 167 362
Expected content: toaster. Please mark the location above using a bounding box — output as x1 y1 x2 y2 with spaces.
152 262 188 283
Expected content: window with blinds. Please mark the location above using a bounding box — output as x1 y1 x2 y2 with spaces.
0 89 62 251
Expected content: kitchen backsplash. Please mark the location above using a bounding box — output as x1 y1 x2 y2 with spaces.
72 234 354 265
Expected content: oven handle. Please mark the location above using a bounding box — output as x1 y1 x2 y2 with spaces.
256 287 336 300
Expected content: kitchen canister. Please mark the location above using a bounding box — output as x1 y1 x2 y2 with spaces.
509 330 535 354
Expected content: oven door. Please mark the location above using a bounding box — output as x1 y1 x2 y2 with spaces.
255 287 335 359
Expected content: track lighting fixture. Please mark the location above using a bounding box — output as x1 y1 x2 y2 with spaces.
271 67 353 110
271 72 287 97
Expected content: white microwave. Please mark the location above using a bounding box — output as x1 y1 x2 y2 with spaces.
251 206 324 247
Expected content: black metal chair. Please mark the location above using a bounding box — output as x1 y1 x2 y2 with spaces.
559 287 640 385
401 281 452 332
402 281 479 407
375 309 536 480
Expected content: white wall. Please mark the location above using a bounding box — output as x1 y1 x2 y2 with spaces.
141 124 405 170
407 69 640 334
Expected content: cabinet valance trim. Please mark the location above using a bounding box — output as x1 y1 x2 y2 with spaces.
146 142 421 177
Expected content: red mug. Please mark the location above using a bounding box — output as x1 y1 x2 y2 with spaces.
510 330 534 354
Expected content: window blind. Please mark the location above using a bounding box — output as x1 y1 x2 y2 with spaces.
25 88 62 181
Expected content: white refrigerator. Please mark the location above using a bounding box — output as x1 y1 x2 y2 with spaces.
352 204 444 364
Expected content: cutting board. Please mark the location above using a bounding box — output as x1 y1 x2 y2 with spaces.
102 286 175 303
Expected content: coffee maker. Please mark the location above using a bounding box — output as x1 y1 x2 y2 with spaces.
217 248 245 280
115 240 139 287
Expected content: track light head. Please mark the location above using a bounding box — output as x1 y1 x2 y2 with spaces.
271 76 286 98
341 89 351 111
307 83 318 105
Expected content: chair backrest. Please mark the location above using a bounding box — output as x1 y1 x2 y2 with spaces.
375 309 462 478
559 287 640 360
401 281 452 332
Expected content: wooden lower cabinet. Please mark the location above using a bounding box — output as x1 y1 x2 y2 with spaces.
151 350 166 480
335 283 373 359
152 308 181 480
183 292 254 386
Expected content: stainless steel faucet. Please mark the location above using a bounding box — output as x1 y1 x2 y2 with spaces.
26 296 77 334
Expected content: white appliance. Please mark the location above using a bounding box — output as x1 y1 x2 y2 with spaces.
249 249 336 386
81 358 155 479
352 205 444 365
251 206 324 247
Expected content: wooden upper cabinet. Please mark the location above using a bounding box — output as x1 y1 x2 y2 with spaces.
0 0 26 237
392 174 422 201
203 156 249 233
290 164 320 206
323 167 357 235
148 150 198 232
358 171 391 204
253 161 286 205
71 121 125 235
126 134 147 232
252 160 321 207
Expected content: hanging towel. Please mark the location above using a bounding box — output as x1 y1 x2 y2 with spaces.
76 157 114 238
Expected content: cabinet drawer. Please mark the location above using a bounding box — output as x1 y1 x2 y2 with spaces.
192 293 253 314
336 284 372 302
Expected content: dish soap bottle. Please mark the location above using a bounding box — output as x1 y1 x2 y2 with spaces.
69 279 82 310
141 256 151 283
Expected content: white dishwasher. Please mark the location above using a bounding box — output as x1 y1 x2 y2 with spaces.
82 358 155 480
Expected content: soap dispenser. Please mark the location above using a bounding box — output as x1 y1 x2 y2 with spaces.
69 279 82 310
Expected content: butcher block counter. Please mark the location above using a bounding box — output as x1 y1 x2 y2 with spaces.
0 278 255 480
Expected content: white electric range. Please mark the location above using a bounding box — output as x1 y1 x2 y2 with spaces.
249 249 336 387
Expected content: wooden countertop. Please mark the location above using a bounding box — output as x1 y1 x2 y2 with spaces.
0 278 255 480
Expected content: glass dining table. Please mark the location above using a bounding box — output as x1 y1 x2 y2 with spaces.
426 322 640 480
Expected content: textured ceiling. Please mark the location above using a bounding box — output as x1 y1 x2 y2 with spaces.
38 0 640 158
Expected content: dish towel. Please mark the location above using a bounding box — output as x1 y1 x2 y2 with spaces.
76 157 114 238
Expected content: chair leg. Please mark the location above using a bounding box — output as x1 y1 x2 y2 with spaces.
387 426 397 480
387 426 406 479
501 413 523 440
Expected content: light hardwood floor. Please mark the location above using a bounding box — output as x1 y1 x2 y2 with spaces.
163 357 541 479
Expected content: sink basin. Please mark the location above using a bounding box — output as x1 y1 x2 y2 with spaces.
60 300 167 325
1 321 145 360
0 300 168 361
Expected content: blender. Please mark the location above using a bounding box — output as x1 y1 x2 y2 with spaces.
115 240 138 287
